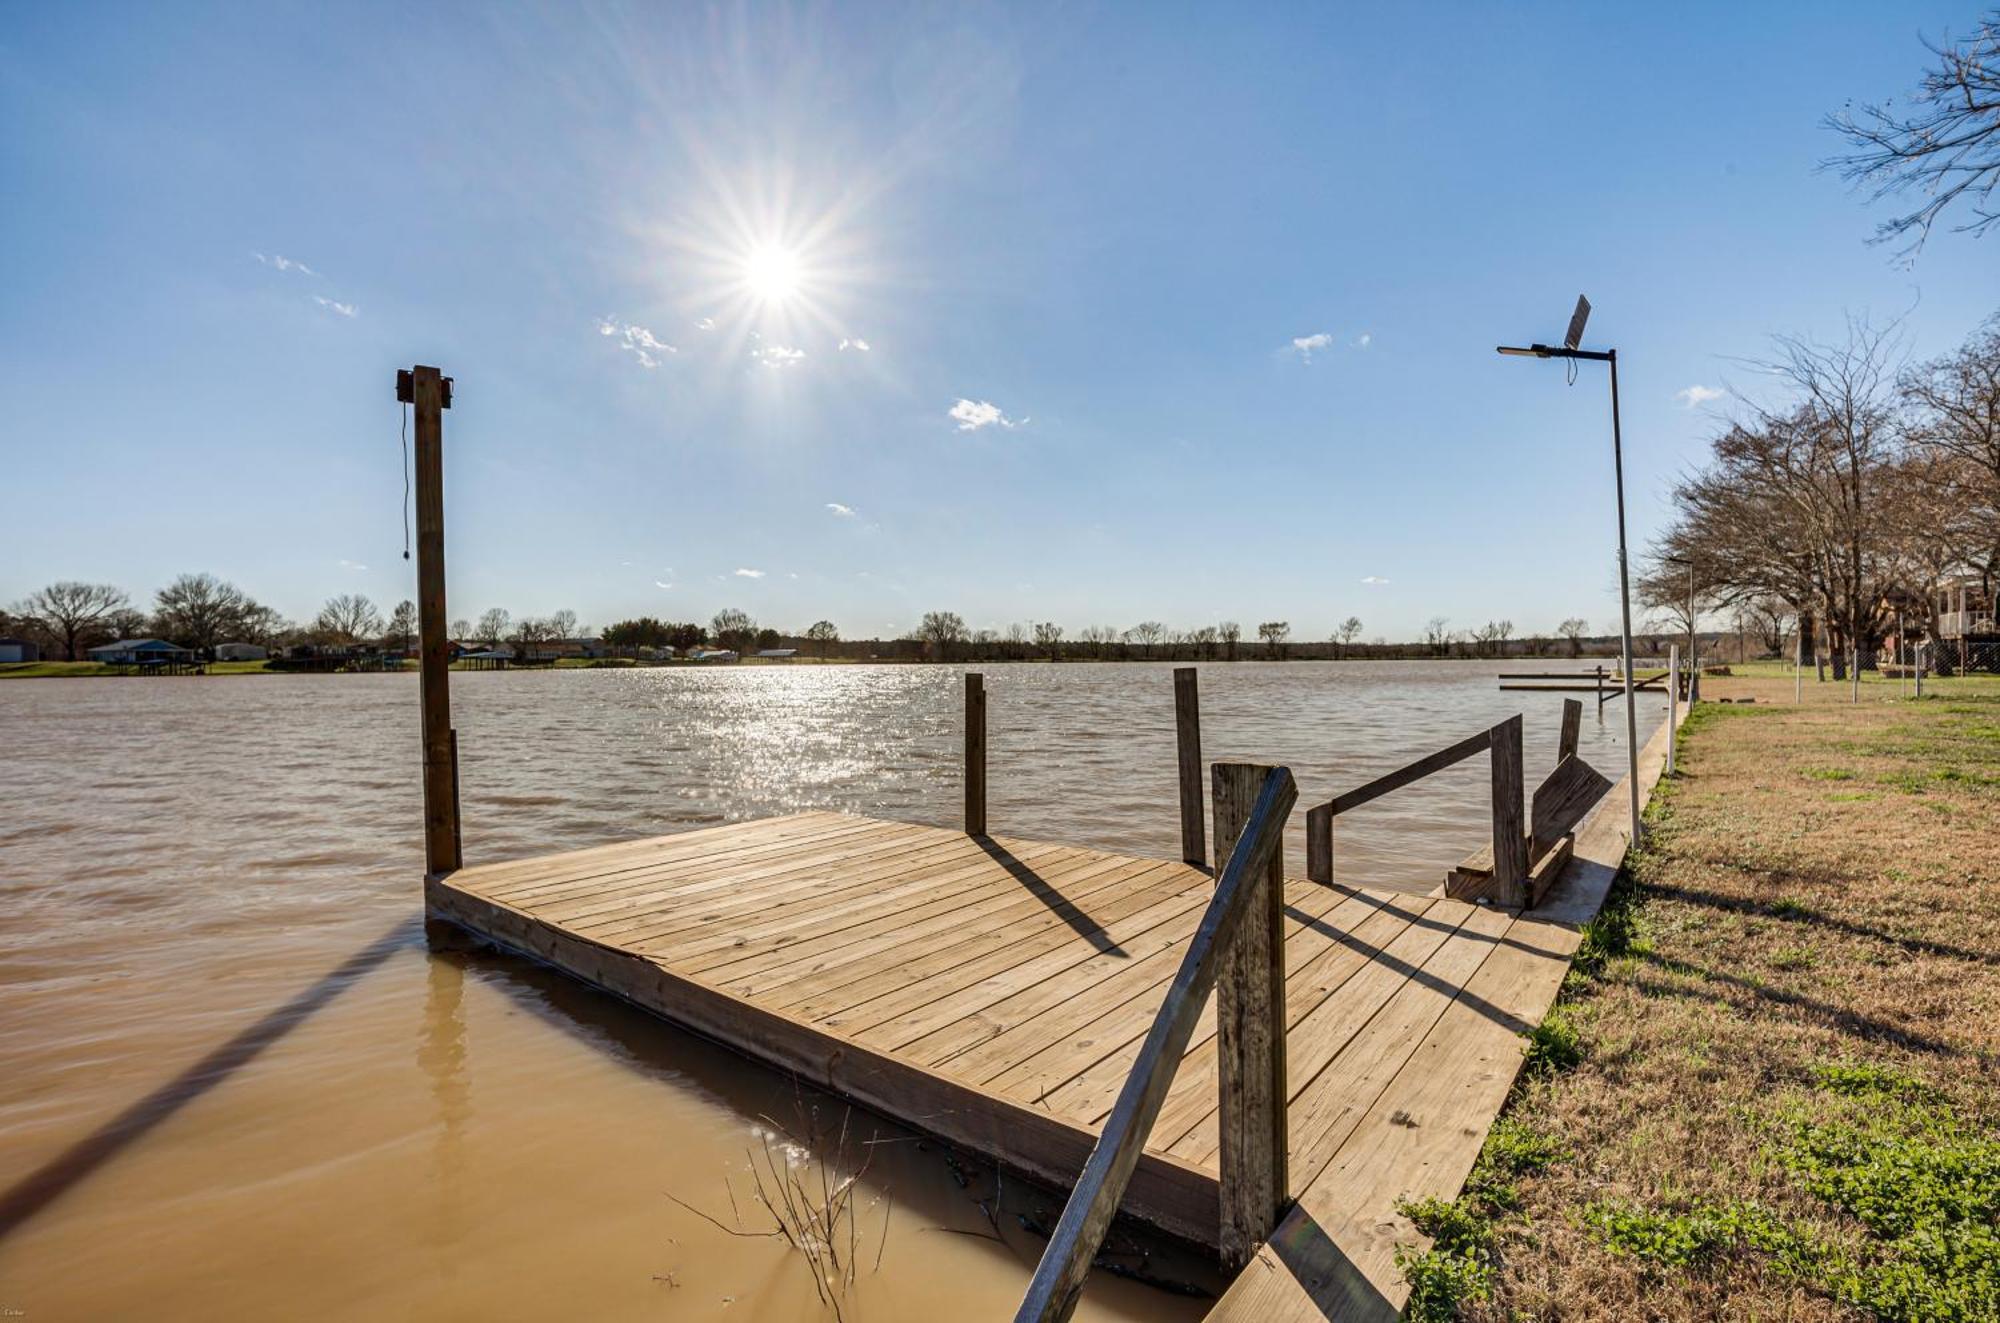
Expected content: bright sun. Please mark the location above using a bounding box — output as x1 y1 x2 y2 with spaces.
743 244 801 303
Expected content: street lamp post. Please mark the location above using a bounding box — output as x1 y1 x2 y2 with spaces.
1499 296 1644 848
1666 554 1697 701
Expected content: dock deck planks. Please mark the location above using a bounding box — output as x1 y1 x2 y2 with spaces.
429 706 1679 1317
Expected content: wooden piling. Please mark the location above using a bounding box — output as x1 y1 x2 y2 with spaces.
1558 698 1582 761
1305 802 1332 884
1174 667 1205 866
1488 715 1528 908
965 672 987 836
400 365 460 878
1210 762 1288 1270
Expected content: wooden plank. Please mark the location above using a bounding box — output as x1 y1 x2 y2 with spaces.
426 876 1224 1251
1211 763 1289 1271
473 813 866 900
1324 728 1491 818
1558 697 1581 761
1488 715 1528 909
1014 768 1296 1323
1530 754 1612 859
1176 667 1206 866
966 672 987 835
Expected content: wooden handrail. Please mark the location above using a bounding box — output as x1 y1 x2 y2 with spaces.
1322 726 1493 818
1015 765 1298 1323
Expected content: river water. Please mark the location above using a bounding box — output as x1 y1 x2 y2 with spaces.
0 660 1663 1321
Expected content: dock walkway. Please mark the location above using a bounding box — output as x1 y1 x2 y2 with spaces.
430 701 1674 1317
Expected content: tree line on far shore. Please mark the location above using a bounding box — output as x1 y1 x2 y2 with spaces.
6 576 1665 666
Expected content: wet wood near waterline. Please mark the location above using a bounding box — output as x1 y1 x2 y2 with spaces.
427 786 1647 1311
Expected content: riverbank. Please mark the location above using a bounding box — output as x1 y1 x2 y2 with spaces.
1402 685 2000 1320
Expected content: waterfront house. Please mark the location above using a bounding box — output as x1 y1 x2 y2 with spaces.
87 639 195 666
0 638 40 663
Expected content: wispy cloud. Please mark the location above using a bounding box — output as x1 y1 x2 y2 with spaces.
1289 332 1334 362
751 343 806 368
654 579 674 590
1360 575 1389 585
695 316 715 331
314 296 357 318
254 252 315 276
597 319 677 369
1675 384 1725 408
826 502 856 517
949 398 1025 431
734 567 766 579
338 558 368 571
1355 332 1373 349
839 338 871 352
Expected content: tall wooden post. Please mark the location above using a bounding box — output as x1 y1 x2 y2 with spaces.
1558 698 1582 762
399 365 460 877
1489 715 1527 908
1210 762 1287 1269
965 672 987 835
1173 667 1205 866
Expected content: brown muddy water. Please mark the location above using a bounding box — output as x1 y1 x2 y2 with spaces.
0 661 1663 1321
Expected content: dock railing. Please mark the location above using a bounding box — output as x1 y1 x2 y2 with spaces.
1015 764 1298 1323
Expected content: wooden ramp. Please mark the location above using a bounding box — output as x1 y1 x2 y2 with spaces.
427 712 1665 1317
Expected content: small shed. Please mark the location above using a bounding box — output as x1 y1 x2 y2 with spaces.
0 638 40 664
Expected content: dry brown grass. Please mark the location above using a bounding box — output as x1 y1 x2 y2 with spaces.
1428 690 2000 1321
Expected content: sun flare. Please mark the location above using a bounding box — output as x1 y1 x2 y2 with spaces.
742 244 802 304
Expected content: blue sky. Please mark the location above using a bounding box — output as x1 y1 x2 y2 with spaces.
3 2 1995 642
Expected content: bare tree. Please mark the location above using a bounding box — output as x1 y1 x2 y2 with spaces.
549 608 579 640
1256 620 1290 659
12 581 129 659
1126 621 1165 657
316 593 382 644
711 608 757 653
1032 621 1063 660
1336 616 1363 657
917 610 967 661
1190 624 1219 660
1824 14 2000 256
1423 616 1452 656
475 608 510 644
384 600 418 653
152 573 261 651
1218 620 1241 662
1558 617 1590 658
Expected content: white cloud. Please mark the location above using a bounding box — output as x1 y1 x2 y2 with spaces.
338 558 368 571
654 580 674 590
839 338 871 352
826 502 856 517
255 252 316 276
1675 384 1725 408
752 343 806 368
1360 575 1389 585
314 296 357 318
1355 332 1373 349
695 317 715 331
949 398 1025 431
597 319 678 368
1289 332 1334 362
734 567 766 579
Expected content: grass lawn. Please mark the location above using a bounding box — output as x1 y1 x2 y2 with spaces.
1401 689 2000 1321
0 659 280 678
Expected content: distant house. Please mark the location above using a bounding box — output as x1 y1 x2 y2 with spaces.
755 648 798 659
0 638 39 664
687 648 740 663
87 639 195 666
514 637 609 663
214 642 268 661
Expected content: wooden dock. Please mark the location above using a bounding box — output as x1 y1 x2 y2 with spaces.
427 703 1674 1316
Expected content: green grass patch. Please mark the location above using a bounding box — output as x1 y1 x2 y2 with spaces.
1804 766 1858 781
1394 1119 1571 1320
1769 945 1819 971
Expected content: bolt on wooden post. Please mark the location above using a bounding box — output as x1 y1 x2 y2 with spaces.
964 672 987 835
1210 761 1288 1269
398 365 461 877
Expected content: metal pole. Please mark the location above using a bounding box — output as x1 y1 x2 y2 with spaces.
1666 644 1679 775
1795 617 1804 704
1609 351 1642 847
1685 563 1696 703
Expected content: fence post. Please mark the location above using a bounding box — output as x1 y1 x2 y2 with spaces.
1489 715 1528 908
1916 642 1925 699
1558 698 1582 762
1666 645 1679 775
1210 762 1288 1270
1174 667 1205 866
1305 802 1332 883
965 672 987 835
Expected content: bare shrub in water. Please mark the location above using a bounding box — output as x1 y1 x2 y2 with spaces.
667 1105 890 1320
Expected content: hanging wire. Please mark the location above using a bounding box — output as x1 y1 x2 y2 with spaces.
401 401 412 560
